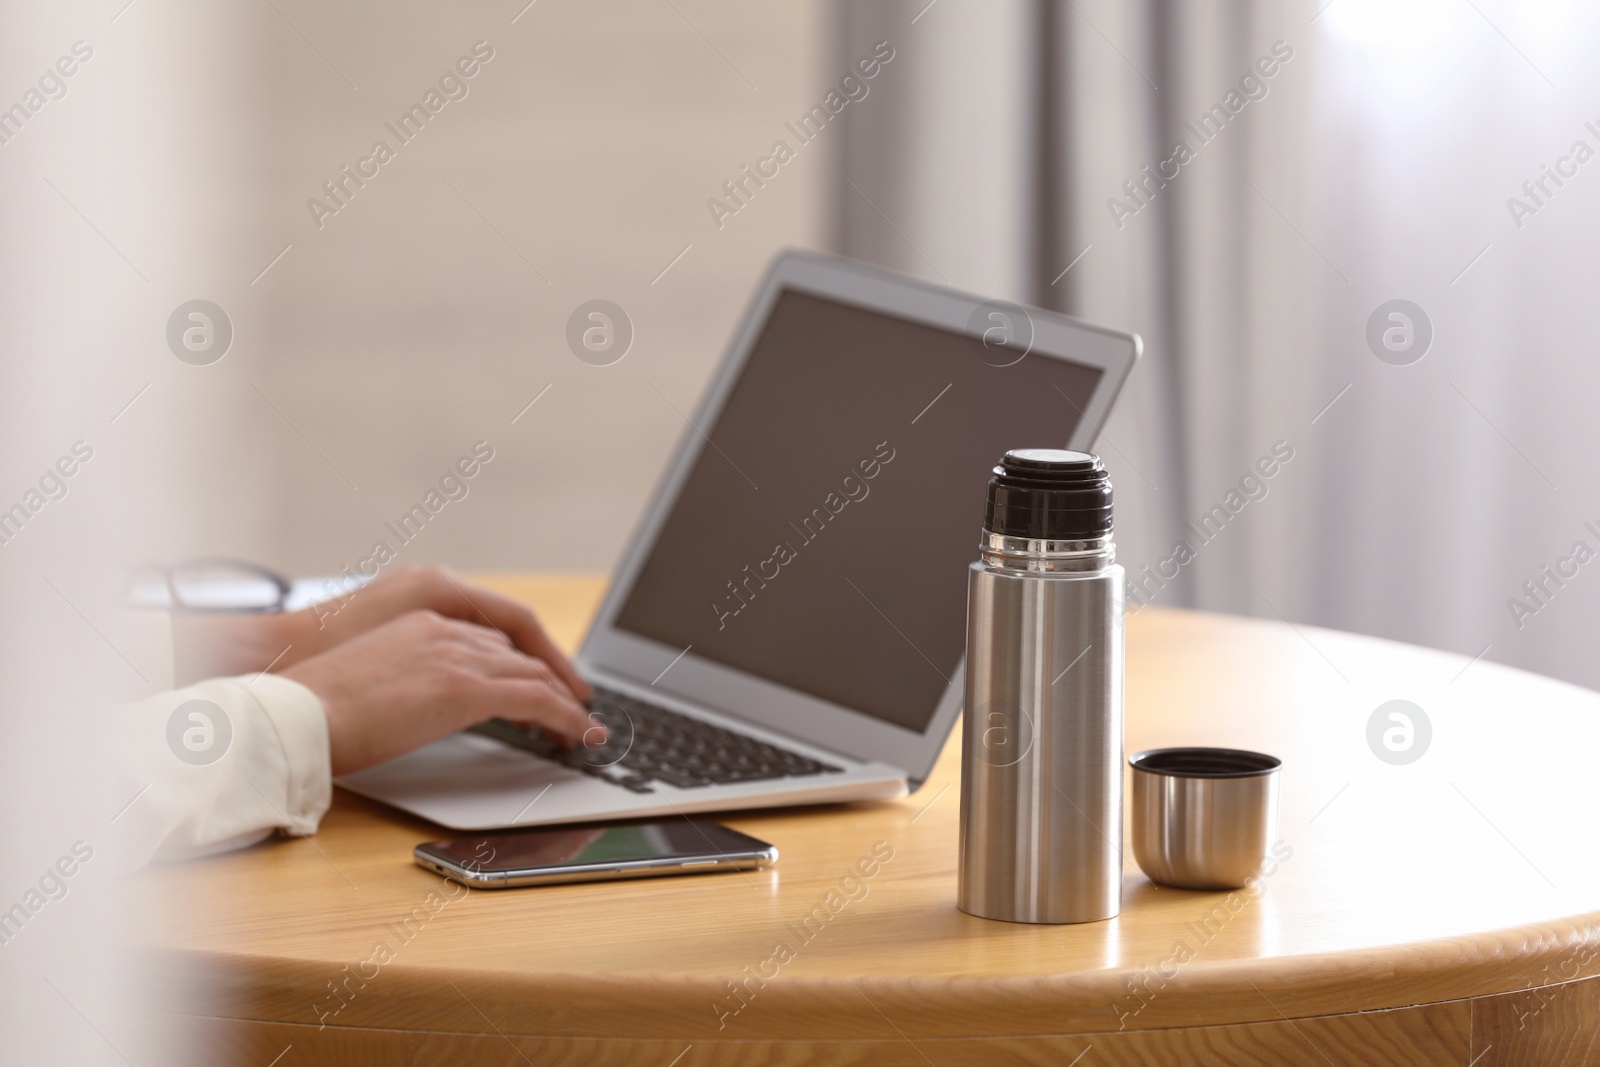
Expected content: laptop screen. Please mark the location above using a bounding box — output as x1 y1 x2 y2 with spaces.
613 289 1103 734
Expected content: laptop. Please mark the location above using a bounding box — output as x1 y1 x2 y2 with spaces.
339 250 1140 829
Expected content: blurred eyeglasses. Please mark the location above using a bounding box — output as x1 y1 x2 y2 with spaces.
125 558 293 614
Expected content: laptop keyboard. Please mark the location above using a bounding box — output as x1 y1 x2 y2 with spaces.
469 684 843 794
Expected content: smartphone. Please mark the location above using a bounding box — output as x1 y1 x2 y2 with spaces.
413 820 778 889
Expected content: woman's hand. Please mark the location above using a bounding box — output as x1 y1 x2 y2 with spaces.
281 609 597 776
173 566 590 705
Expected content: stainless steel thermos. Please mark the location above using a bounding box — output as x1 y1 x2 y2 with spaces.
958 449 1125 924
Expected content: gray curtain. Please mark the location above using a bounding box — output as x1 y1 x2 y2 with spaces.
832 0 1313 617
832 0 1600 692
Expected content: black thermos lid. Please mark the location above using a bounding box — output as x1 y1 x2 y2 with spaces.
983 449 1113 540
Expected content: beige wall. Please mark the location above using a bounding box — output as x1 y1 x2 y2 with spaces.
180 0 827 576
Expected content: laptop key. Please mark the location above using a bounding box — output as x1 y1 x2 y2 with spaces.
653 768 712 789
470 684 844 794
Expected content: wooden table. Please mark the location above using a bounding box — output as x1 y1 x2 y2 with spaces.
140 575 1600 1065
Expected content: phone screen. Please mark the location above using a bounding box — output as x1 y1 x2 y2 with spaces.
420 821 770 874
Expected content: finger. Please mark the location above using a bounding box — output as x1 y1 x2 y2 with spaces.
440 617 516 653
516 711 609 754
458 641 583 709
429 579 593 702
454 639 601 748
482 595 591 701
434 617 581 703
435 623 592 735
485 678 594 745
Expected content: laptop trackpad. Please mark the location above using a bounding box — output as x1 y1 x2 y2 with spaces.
336 731 587 813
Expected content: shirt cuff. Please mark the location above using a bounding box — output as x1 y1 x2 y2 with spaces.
235 673 332 836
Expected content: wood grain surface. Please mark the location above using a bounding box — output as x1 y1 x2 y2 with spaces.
136 574 1600 1065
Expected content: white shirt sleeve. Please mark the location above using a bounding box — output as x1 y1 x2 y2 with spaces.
117 673 332 866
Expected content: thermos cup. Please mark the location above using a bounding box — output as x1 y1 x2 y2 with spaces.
1129 747 1282 890
958 449 1125 924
